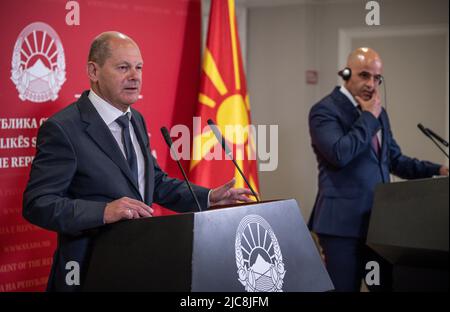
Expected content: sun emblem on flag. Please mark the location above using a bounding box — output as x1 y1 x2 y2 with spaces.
235 215 286 292
10 22 66 103
190 0 258 193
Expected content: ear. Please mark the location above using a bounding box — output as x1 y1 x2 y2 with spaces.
87 62 99 82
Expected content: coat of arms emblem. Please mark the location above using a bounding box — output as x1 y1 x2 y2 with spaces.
11 22 66 102
235 215 286 292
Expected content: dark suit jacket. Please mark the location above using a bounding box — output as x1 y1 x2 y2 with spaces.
23 91 210 291
308 87 440 239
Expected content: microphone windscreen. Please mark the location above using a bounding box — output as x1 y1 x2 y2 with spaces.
417 123 428 134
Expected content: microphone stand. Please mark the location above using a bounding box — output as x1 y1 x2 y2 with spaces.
207 119 260 202
426 133 449 159
161 127 203 212
417 124 449 159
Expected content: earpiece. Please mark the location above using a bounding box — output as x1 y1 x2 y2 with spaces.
338 67 352 81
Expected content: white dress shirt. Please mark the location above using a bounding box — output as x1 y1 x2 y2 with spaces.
88 90 146 199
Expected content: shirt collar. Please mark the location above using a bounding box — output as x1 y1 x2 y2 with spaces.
339 85 359 108
88 89 131 126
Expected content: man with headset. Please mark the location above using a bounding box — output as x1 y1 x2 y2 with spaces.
308 47 448 291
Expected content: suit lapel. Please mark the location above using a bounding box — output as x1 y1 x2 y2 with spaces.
77 91 142 198
331 87 360 125
332 87 381 162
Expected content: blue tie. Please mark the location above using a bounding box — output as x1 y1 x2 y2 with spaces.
116 113 139 187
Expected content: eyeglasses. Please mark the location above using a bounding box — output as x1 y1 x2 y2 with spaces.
358 71 383 85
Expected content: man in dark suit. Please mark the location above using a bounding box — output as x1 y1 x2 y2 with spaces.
308 47 448 291
23 32 253 291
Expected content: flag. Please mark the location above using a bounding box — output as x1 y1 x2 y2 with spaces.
189 0 259 197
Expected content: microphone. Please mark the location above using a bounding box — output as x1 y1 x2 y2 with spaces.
417 123 431 137
417 123 449 159
425 127 448 147
207 119 260 202
160 127 202 212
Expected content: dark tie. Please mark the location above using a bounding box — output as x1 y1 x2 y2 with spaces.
116 113 139 186
372 133 380 157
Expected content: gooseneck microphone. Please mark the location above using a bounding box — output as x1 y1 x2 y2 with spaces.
417 123 429 136
160 127 202 211
425 127 448 147
207 119 260 202
417 123 449 159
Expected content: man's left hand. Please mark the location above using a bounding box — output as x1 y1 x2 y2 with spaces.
209 178 256 206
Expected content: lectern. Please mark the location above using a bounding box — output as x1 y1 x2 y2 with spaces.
83 199 333 292
367 177 448 291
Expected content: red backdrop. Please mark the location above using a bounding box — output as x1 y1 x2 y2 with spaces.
0 0 201 291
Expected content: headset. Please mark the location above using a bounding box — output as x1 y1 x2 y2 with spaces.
338 67 384 85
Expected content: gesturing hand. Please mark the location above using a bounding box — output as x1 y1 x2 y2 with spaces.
209 178 256 206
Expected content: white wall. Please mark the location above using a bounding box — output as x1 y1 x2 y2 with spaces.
246 0 449 220
247 4 318 218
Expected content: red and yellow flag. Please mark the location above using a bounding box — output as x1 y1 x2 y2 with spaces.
189 0 259 196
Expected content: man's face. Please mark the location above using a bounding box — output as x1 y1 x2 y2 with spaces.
346 58 383 101
93 40 143 110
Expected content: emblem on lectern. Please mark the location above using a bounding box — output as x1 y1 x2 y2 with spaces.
235 215 286 292
11 22 66 102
